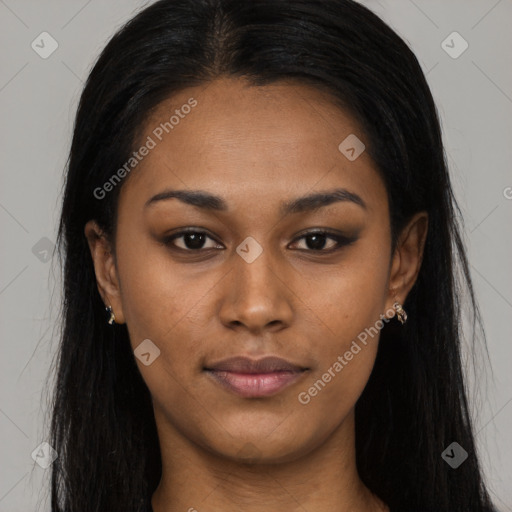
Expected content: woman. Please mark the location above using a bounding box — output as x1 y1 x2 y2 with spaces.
48 0 496 511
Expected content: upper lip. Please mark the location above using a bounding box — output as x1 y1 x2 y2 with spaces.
204 356 306 374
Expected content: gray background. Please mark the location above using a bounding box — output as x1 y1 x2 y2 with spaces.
0 0 511 510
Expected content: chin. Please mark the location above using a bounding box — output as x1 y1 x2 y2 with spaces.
202 426 321 465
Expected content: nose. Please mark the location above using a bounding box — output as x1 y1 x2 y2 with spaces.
218 248 294 334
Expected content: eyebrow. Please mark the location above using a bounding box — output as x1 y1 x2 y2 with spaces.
144 187 367 215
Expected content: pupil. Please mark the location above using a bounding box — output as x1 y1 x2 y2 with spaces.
185 233 205 249
307 234 326 250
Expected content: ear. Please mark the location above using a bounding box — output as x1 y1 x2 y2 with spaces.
385 211 428 316
84 220 125 324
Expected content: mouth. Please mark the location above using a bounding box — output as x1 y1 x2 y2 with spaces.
204 356 309 398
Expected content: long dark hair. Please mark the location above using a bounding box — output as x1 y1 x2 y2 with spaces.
47 0 495 510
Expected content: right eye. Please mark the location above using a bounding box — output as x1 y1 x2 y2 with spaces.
163 229 224 252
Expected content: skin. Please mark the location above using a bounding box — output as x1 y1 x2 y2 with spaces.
85 77 428 512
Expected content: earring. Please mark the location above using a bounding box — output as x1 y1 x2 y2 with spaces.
106 305 116 325
393 301 407 324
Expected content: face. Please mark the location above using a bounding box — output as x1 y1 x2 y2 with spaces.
86 77 426 463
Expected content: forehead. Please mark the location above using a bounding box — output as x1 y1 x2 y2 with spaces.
118 77 386 214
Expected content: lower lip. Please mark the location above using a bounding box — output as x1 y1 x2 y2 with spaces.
205 370 305 398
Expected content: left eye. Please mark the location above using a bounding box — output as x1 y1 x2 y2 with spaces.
290 231 353 252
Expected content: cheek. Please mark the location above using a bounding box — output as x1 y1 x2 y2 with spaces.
114 230 216 346
294 232 390 413
294 302 385 436
112 240 214 416
302 226 391 339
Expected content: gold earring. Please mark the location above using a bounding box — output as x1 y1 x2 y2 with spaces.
393 301 407 324
106 305 116 325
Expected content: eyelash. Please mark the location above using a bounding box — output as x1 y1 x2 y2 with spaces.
162 228 356 254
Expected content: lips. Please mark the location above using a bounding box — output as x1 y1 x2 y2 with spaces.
205 356 304 373
204 356 308 398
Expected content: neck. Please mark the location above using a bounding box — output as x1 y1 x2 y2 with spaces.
151 408 388 512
